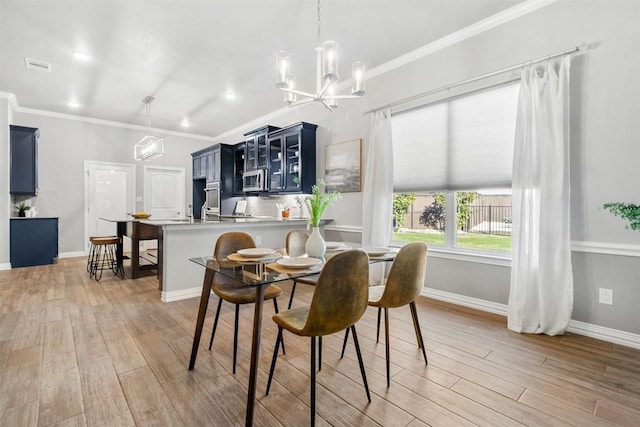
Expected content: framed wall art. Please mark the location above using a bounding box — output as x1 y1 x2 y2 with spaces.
324 138 362 193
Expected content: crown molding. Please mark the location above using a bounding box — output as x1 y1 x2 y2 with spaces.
0 91 18 110
365 0 560 81
6 93 216 142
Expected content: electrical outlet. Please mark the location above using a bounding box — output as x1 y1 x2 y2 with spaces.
598 288 613 305
255 235 261 245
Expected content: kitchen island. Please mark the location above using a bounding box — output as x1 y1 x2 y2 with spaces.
150 217 330 302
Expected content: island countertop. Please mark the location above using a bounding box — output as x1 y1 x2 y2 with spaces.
154 218 332 302
142 217 319 228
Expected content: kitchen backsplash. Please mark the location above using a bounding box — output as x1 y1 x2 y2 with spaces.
245 194 309 219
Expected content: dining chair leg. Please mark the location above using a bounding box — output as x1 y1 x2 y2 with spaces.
265 326 283 396
350 325 371 402
310 336 317 426
376 307 381 343
273 299 285 355
232 304 240 374
208 298 223 350
409 301 428 365
287 282 298 309
340 327 350 359
384 308 391 387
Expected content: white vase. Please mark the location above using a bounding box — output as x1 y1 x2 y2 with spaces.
305 226 326 258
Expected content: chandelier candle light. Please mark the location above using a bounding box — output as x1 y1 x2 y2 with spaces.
276 0 365 111
134 96 164 161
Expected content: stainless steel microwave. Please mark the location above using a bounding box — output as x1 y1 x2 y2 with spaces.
242 169 266 192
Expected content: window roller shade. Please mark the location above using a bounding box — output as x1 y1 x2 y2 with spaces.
391 83 519 192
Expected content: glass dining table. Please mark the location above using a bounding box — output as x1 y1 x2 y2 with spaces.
187 248 396 426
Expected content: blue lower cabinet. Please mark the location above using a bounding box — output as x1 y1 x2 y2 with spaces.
10 218 59 268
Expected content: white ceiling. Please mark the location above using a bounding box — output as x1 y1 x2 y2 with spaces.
0 0 524 138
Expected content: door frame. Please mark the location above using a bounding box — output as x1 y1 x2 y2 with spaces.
143 165 186 218
84 160 136 254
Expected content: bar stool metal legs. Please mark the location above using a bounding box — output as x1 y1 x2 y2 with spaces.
88 236 124 281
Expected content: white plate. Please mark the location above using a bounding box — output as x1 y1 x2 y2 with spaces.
228 253 281 263
237 248 275 257
326 245 352 252
277 257 323 269
324 241 344 250
364 247 391 257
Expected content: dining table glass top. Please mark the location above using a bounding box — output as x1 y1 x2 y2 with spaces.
189 245 397 287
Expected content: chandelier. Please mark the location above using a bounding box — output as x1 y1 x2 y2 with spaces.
275 0 365 111
134 96 164 161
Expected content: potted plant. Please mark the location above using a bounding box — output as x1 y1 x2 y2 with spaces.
304 180 340 257
16 201 30 217
603 202 640 231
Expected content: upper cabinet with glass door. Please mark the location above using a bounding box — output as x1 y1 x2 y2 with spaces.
266 122 317 193
243 125 280 172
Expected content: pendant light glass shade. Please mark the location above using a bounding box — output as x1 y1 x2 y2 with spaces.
283 74 297 104
134 96 164 161
276 51 291 88
351 61 366 96
321 41 338 81
135 135 164 161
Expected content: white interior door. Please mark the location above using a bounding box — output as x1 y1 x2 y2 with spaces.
144 166 185 219
85 161 136 252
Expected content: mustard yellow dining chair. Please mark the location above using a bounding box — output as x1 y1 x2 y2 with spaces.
341 242 428 387
284 229 319 308
265 250 371 426
208 232 284 374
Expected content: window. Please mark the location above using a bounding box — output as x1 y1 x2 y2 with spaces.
391 83 519 253
392 190 512 252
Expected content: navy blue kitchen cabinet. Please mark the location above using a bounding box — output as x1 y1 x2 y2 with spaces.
10 125 39 195
10 218 59 268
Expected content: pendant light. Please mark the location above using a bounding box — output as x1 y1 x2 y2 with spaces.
134 96 164 161
275 0 365 111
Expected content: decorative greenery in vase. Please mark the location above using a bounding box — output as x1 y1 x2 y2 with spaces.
306 180 340 227
603 202 640 231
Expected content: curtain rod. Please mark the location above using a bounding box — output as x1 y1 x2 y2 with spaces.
364 44 591 115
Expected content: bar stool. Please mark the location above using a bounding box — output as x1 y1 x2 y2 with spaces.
87 236 124 281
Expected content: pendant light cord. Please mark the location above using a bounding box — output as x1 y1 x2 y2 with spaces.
316 0 321 47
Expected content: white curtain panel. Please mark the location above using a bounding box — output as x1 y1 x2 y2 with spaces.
363 109 394 283
508 56 573 335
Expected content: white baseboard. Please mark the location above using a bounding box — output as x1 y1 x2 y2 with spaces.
161 286 204 303
567 320 640 350
420 288 640 350
59 251 87 259
422 287 509 316
0 263 12 271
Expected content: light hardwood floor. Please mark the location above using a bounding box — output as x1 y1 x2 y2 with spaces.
1 257 639 426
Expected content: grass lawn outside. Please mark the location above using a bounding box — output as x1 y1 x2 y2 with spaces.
392 231 511 252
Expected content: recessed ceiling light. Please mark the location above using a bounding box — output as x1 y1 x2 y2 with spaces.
67 101 80 109
72 51 91 62
224 89 236 100
181 119 190 128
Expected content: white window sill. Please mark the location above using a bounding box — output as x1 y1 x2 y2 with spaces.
390 243 512 267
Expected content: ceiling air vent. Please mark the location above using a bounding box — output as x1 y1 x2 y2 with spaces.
24 57 52 72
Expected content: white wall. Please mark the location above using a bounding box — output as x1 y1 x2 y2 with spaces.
210 0 640 335
0 96 12 267
10 111 211 254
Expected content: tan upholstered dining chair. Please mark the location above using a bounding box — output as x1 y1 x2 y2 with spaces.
341 242 429 387
265 250 371 426
207 232 283 374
